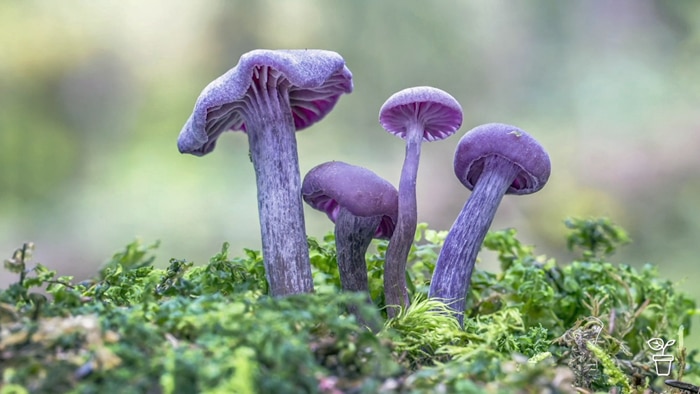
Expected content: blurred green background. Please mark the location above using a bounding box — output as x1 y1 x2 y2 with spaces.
2 0 699 338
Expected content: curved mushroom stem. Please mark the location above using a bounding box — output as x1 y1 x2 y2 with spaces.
384 123 423 317
429 156 521 325
246 72 314 297
335 207 382 294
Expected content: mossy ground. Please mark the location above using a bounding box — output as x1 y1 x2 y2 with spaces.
1 218 698 393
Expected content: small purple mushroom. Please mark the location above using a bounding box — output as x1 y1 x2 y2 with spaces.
428 123 551 324
177 49 353 297
302 161 398 296
378 86 462 316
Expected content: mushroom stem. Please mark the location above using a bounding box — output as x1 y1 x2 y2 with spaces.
246 83 313 297
384 123 423 317
335 207 382 330
429 155 522 324
335 207 381 293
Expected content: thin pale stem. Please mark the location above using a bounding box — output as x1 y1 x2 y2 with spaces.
384 123 423 317
428 156 521 325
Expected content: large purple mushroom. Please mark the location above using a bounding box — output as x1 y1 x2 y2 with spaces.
178 49 353 297
429 123 550 324
302 161 398 296
378 86 462 317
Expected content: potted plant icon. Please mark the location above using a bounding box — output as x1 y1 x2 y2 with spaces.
647 337 676 376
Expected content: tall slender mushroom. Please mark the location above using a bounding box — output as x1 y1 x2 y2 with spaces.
302 161 398 295
177 49 353 297
378 86 462 316
429 123 551 324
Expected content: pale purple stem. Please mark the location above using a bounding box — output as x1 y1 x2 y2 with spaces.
246 84 313 296
335 207 382 330
429 155 522 325
335 206 381 293
384 123 423 317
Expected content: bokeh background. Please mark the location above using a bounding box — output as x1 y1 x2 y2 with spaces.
2 0 699 340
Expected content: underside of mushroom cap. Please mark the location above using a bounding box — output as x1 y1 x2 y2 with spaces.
454 123 551 195
379 86 463 142
178 49 353 156
302 161 398 239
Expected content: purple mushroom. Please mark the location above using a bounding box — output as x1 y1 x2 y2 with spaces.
177 49 353 297
302 161 398 296
378 86 462 316
428 123 551 324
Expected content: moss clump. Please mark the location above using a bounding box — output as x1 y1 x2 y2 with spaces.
1 218 698 393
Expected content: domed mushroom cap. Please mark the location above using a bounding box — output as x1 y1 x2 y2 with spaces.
302 161 398 239
454 123 551 195
178 49 353 156
379 86 463 142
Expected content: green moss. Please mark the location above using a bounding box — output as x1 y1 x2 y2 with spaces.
1 218 698 393
587 341 633 393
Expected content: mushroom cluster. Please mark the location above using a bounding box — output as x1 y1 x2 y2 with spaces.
177 49 551 328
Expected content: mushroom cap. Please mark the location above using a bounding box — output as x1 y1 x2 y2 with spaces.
454 123 551 195
379 86 463 142
178 49 353 156
302 161 398 239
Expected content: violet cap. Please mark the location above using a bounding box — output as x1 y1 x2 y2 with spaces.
302 161 398 239
454 123 551 195
178 49 353 156
379 86 463 142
